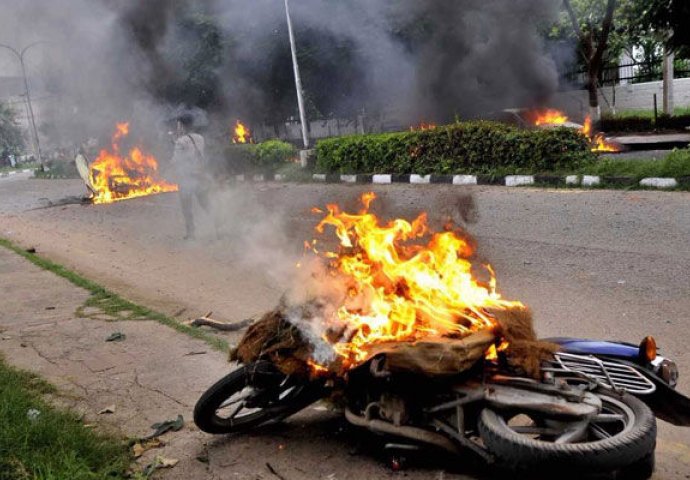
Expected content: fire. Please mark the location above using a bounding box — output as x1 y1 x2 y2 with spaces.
529 109 620 153
232 120 252 144
410 122 437 132
582 115 619 152
88 122 178 204
532 109 568 126
306 192 523 369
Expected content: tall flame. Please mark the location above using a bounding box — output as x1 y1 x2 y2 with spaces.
307 193 523 369
232 120 252 144
88 123 178 204
583 115 619 152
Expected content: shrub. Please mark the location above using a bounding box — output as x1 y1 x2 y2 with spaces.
316 122 594 175
216 140 295 175
600 113 690 132
254 139 296 170
600 116 654 132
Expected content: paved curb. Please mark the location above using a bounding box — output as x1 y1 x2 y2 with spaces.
234 173 685 190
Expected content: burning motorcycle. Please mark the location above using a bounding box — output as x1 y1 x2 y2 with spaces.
194 193 689 477
194 327 689 478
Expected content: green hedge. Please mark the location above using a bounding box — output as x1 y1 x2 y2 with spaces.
217 139 296 174
316 122 594 174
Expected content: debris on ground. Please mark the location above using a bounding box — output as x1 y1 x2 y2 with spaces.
142 455 179 477
132 438 164 458
187 311 255 331
98 404 115 414
142 414 184 440
105 331 126 342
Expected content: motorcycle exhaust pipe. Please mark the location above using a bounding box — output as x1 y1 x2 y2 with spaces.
344 407 461 455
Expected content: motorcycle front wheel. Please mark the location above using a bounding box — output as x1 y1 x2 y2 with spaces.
194 361 323 434
478 392 656 475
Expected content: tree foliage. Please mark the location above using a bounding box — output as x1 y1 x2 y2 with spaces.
0 103 24 161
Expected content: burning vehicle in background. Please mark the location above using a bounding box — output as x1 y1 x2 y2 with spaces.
502 108 622 153
75 122 178 204
193 193 689 478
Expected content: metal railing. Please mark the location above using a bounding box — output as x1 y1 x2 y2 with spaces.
564 59 690 87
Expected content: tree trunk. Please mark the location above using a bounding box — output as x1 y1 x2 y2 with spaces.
587 67 601 121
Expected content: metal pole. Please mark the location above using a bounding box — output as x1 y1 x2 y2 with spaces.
284 0 309 149
20 53 43 168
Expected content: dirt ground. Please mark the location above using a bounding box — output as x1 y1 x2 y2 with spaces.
1 172 690 479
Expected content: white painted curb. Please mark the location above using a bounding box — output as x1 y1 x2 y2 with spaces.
340 174 357 183
372 174 392 184
410 174 431 184
253 174 264 182
313 174 326 182
274 174 285 182
640 177 677 188
565 175 580 185
582 175 600 187
22 169 32 173
505 175 534 187
452 175 477 185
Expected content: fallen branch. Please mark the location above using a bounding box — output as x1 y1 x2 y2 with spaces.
189 312 255 332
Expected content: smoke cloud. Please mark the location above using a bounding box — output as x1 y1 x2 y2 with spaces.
1 0 562 144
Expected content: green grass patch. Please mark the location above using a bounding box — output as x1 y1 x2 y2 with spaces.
0 355 131 479
604 106 690 119
0 237 229 353
0 163 38 174
579 148 690 180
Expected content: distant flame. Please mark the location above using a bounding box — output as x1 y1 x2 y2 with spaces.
305 192 521 370
232 120 252 144
410 122 437 132
529 109 620 153
88 122 178 204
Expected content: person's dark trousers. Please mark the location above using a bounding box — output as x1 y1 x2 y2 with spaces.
179 185 211 238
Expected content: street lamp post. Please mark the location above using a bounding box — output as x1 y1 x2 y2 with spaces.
284 0 309 150
0 41 44 168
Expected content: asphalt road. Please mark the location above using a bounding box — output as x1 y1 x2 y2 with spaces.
1 173 689 478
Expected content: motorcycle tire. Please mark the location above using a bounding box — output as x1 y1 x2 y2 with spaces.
478 392 656 475
194 361 323 434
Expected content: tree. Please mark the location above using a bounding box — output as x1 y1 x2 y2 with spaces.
561 0 618 120
0 103 24 165
635 0 690 54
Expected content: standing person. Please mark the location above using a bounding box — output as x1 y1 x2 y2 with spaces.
171 114 212 239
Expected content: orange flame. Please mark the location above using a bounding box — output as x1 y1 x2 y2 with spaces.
530 109 620 153
410 122 437 132
582 115 619 152
306 193 522 370
232 120 252 144
88 123 178 204
532 109 568 126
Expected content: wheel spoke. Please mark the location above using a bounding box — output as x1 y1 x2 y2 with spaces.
227 401 246 420
589 423 612 439
554 420 588 444
219 389 253 409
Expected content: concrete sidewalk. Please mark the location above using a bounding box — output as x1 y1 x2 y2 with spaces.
0 246 229 479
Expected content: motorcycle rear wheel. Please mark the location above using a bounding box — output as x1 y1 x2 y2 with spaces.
478 392 656 475
194 361 322 434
